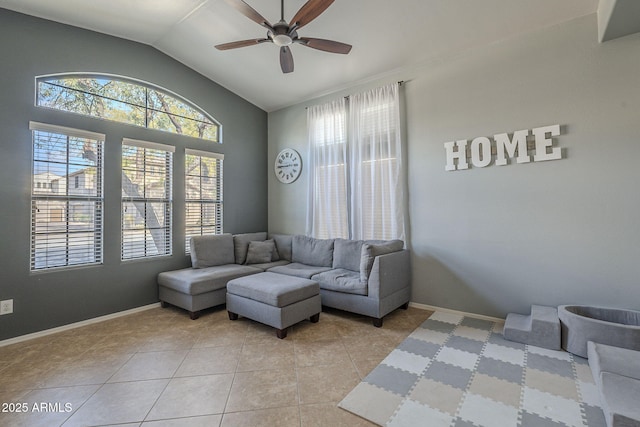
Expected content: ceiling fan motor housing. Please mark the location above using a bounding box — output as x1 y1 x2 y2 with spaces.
271 21 295 46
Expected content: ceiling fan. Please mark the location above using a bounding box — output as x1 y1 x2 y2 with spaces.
215 0 352 74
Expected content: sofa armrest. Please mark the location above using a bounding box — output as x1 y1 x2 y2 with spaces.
367 250 411 299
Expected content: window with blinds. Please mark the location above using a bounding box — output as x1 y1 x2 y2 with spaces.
185 149 223 253
352 99 401 240
308 83 404 241
307 100 349 239
121 139 173 260
30 122 104 271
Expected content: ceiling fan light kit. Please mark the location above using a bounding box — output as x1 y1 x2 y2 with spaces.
216 0 352 74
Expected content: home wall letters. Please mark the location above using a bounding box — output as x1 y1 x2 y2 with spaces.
444 124 562 171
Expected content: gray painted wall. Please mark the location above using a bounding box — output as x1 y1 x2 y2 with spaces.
0 9 267 340
268 14 640 318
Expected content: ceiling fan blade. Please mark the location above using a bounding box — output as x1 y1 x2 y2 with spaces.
280 46 294 73
297 37 351 54
224 0 273 29
289 0 335 30
215 38 270 50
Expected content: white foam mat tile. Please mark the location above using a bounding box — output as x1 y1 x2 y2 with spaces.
338 382 403 426
382 349 432 376
482 342 526 366
435 346 478 371
458 392 520 427
388 399 453 427
522 386 585 427
577 380 602 408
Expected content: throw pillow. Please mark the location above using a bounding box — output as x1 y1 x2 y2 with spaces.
333 238 364 272
233 232 267 265
245 240 275 264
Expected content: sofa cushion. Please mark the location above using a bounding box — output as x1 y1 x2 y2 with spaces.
270 234 292 261
292 235 334 267
587 341 640 389
158 264 261 295
190 234 235 268
245 240 275 264
268 263 332 279
233 232 267 265
360 240 404 283
333 239 364 272
313 269 367 296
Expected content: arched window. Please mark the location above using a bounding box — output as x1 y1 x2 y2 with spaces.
36 74 220 142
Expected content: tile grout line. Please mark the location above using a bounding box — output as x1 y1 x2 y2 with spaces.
218 319 249 424
0 307 431 426
59 350 138 426
139 347 191 424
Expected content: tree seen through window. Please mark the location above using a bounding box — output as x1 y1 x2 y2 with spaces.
37 75 219 142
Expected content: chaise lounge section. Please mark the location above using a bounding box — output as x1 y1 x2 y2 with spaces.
587 341 640 427
158 232 411 326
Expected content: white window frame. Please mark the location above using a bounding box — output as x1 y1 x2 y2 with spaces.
121 138 174 260
29 121 104 271
185 149 224 253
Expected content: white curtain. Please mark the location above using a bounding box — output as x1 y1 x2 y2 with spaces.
306 98 349 239
306 83 405 241
349 83 404 241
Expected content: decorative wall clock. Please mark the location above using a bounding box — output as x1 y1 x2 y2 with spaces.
274 148 302 183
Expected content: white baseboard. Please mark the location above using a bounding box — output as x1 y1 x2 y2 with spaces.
2 301 502 347
409 302 505 323
0 303 161 347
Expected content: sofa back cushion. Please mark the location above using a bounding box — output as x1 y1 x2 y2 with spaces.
360 240 404 282
292 235 334 267
270 234 292 261
333 239 364 272
190 234 235 268
233 232 267 265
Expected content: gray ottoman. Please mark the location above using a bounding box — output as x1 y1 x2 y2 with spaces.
226 272 321 339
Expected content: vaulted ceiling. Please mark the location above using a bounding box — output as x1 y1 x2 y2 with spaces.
1 0 600 111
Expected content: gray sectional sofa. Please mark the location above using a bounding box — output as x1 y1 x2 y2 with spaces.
157 232 411 326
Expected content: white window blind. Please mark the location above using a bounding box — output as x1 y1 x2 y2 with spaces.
121 139 173 260
29 122 104 270
185 149 223 253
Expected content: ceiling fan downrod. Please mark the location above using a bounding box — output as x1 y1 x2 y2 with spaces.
271 0 293 47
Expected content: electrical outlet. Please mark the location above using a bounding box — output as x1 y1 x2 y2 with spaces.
0 299 13 315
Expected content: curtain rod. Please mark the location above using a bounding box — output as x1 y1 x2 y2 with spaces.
305 81 405 109
344 81 405 99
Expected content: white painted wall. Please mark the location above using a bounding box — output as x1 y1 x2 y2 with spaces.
268 14 640 318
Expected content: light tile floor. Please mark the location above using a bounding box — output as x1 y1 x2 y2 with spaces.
0 305 432 426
